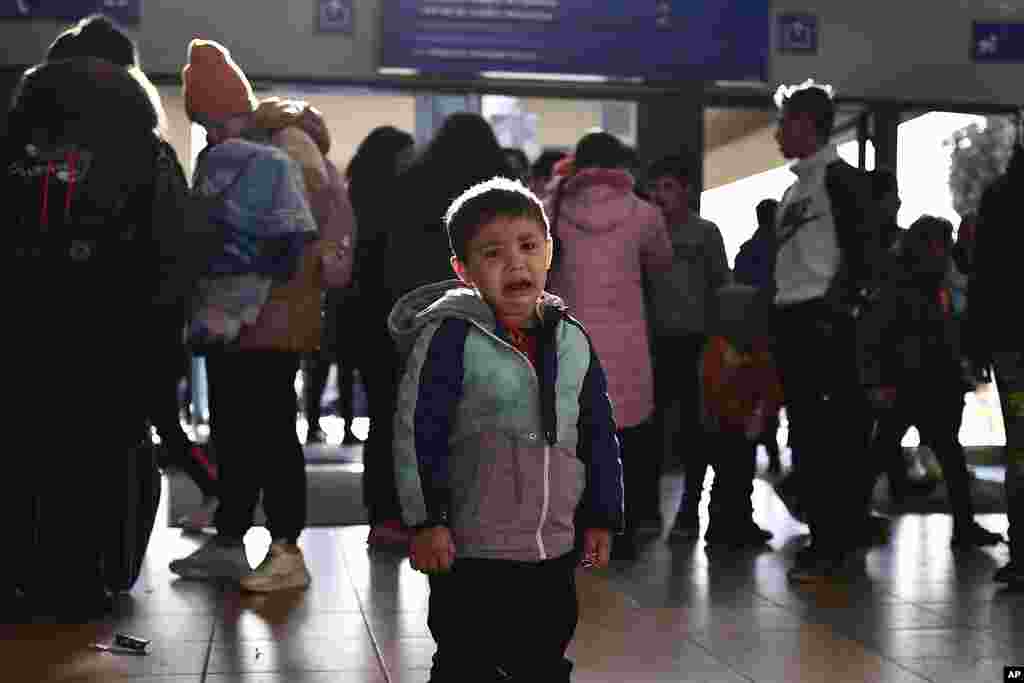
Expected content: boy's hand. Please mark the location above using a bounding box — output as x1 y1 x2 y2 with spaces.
410 527 455 574
580 528 612 569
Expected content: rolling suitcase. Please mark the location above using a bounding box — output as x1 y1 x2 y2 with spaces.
102 440 163 592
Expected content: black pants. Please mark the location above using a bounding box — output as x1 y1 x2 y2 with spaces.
706 430 758 530
652 333 707 525
359 324 403 525
145 328 218 499
206 350 306 543
303 352 357 428
773 299 872 558
618 419 660 534
427 552 578 682
994 351 1024 559
753 412 782 469
868 387 975 525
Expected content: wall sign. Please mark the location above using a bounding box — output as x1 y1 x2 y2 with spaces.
777 13 818 54
0 1 140 25
318 0 353 34
972 21 1024 62
380 0 769 83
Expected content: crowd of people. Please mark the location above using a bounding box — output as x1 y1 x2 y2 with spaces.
5 12 1022 681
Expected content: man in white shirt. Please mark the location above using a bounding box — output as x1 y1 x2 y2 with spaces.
771 81 881 582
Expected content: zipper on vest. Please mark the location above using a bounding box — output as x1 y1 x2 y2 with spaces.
469 320 560 445
468 319 556 559
470 321 536 373
536 444 550 560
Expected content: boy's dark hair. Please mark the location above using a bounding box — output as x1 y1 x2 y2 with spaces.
774 79 835 143
445 176 550 262
755 198 779 228
647 153 694 186
574 131 626 170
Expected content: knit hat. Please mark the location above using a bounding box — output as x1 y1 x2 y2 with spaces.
182 39 257 123
47 14 137 67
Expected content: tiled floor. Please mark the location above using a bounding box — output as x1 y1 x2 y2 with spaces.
4 472 1021 683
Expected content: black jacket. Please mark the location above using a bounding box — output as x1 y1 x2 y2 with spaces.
969 157 1024 356
859 275 966 394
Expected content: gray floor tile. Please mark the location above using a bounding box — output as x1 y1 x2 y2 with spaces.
216 609 372 641
365 610 432 639
812 603 956 632
377 636 437 673
205 637 382 674
570 638 752 683
691 624 931 682
896 656 1016 683
860 627 1015 660
205 673 386 683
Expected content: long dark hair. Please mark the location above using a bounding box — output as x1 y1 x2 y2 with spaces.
400 112 507 230
346 126 414 293
345 125 414 224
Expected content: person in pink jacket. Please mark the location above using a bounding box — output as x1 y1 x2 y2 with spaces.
545 132 673 559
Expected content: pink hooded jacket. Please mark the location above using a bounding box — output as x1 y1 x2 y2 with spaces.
545 168 673 428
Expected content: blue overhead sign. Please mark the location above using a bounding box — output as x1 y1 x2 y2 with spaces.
972 21 1024 62
0 1 140 25
379 0 769 83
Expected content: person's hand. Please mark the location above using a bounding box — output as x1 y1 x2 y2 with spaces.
298 104 329 148
580 528 612 569
409 527 455 574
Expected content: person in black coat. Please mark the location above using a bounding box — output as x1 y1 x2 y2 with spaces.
861 216 1004 549
342 126 416 546
969 146 1024 585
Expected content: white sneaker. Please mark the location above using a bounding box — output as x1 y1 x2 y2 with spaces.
169 537 250 580
238 541 311 593
178 497 218 532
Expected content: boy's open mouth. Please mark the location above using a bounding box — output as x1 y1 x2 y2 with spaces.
505 278 533 294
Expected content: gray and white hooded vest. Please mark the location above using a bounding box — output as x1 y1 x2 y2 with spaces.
389 280 624 563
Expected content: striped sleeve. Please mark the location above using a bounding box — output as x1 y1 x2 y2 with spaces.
392 317 468 527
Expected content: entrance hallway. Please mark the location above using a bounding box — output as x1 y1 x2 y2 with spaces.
3 476 1020 683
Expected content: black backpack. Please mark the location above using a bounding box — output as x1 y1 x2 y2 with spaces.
7 140 156 294
5 59 164 316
